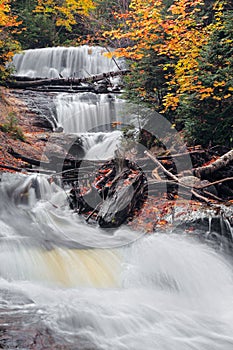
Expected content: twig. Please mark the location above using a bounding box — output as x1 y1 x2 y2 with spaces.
85 202 102 222
105 47 123 71
203 190 223 202
144 150 179 182
191 189 212 204
157 150 205 160
197 177 233 189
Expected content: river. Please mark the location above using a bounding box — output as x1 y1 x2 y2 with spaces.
0 46 233 349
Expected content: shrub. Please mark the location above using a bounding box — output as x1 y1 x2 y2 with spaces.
0 112 25 141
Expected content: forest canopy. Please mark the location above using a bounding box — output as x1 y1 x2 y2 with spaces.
1 0 233 147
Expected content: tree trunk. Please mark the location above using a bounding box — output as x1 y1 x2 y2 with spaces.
69 159 148 228
8 70 130 89
193 149 233 178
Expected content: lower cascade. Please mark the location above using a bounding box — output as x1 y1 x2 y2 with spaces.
1 174 233 349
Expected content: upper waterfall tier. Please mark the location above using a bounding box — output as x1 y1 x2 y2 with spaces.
12 46 121 78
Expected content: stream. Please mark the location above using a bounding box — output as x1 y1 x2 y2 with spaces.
0 46 233 349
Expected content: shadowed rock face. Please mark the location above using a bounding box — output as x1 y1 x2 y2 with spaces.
12 90 59 131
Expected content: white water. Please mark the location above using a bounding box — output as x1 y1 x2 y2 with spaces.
53 91 128 160
81 131 122 160
12 46 121 78
55 92 126 133
1 174 233 349
12 46 132 161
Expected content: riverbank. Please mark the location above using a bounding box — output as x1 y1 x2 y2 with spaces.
0 87 50 171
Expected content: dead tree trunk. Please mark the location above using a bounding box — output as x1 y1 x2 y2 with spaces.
69 159 148 228
193 149 233 178
8 70 130 89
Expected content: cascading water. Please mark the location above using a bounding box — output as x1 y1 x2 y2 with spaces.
54 92 126 133
1 174 233 349
54 92 127 159
1 46 233 349
12 46 121 78
13 45 129 159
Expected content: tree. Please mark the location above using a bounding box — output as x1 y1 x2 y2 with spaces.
104 0 170 112
159 0 209 112
35 0 95 31
11 0 55 48
177 1 233 147
79 0 130 45
104 0 233 147
104 0 209 111
11 0 96 48
0 0 21 82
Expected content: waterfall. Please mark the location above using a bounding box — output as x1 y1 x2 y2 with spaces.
55 92 126 133
12 46 121 78
1 168 233 350
12 46 128 158
0 242 122 288
53 92 127 159
3 46 233 350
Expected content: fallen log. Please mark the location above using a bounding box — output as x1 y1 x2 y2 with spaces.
18 86 124 94
0 163 25 172
20 86 95 94
179 149 233 178
69 158 148 228
97 170 146 228
8 147 49 167
144 150 233 202
144 150 179 182
0 163 54 174
194 149 233 178
8 70 130 89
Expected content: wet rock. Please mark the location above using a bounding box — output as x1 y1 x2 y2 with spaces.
0 289 34 306
179 176 218 196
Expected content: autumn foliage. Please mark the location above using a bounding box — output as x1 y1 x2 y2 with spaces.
0 0 21 81
104 0 233 147
35 0 95 31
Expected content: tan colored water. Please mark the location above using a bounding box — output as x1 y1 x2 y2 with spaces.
43 248 121 287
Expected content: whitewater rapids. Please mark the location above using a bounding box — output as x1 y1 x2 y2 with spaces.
0 173 233 349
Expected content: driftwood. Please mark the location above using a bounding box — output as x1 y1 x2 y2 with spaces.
8 70 130 89
144 150 179 182
179 149 233 178
69 158 147 228
193 149 233 178
145 150 233 202
8 148 49 167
